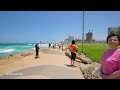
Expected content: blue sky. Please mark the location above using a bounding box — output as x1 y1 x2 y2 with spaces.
0 11 120 43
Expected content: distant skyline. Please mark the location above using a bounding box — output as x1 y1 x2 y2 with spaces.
0 11 120 43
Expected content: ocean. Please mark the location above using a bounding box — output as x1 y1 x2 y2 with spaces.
0 43 49 58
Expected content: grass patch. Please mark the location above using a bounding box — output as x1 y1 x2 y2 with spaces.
77 43 109 63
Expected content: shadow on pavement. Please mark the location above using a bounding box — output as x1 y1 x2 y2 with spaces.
0 65 82 79
64 64 73 68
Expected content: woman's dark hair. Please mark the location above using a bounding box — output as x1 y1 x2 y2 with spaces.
72 40 75 44
106 33 120 44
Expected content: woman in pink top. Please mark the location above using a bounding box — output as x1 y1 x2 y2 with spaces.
101 33 120 79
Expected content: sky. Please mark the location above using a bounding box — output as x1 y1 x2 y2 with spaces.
0 11 120 43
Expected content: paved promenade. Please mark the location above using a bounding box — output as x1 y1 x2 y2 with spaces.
0 48 84 79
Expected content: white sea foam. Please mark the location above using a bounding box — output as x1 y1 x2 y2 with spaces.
21 46 33 47
40 44 48 47
27 44 32 45
32 48 35 50
0 49 14 53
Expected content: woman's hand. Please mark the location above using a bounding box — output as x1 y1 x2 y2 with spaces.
101 70 120 79
101 73 111 79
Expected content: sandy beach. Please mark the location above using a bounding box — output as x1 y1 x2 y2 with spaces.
0 48 84 79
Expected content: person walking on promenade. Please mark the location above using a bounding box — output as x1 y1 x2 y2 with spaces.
100 33 120 79
49 43 51 49
69 40 78 67
53 43 55 49
35 42 40 59
58 43 61 50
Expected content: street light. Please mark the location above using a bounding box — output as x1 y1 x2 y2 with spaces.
82 11 84 53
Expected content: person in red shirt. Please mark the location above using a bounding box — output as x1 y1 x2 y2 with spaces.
69 40 78 67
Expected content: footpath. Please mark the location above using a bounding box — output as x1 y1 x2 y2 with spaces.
0 48 84 79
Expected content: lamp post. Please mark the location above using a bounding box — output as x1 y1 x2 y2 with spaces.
82 11 84 53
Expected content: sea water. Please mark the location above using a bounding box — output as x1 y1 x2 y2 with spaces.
0 43 48 58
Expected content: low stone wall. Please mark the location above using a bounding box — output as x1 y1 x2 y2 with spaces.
21 50 34 57
65 51 92 64
0 48 49 65
80 63 102 79
65 51 102 79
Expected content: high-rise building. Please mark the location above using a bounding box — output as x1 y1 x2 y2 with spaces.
85 30 93 43
108 27 120 35
68 36 74 43
64 36 74 43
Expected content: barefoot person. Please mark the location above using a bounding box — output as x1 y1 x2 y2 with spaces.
100 33 120 79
